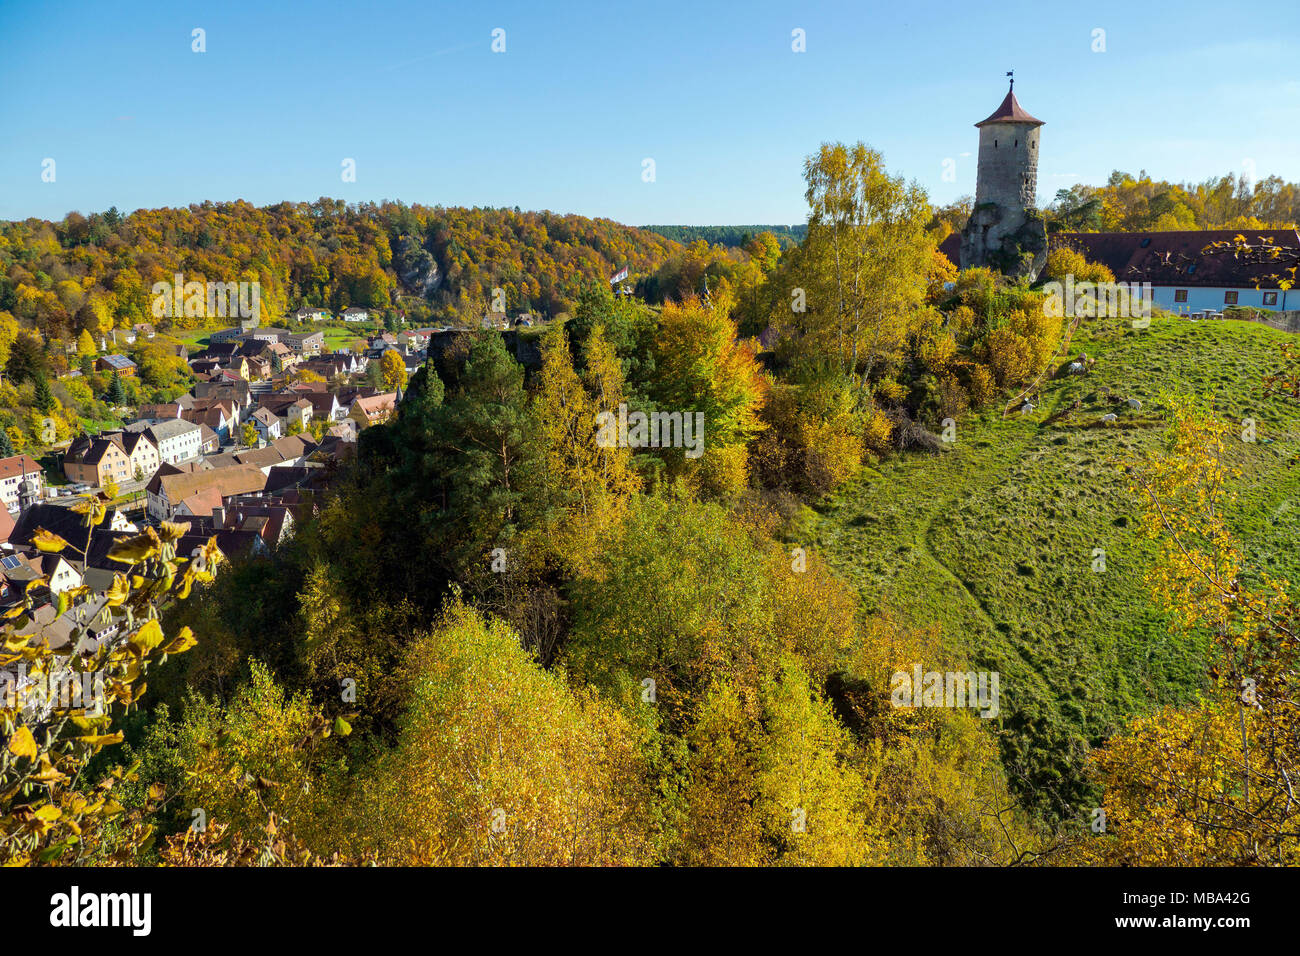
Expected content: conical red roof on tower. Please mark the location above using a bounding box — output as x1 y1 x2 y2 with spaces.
975 85 1044 127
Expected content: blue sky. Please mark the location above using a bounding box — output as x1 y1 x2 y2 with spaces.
2 0 1297 226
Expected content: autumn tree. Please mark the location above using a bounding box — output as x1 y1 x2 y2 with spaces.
651 293 767 497
785 142 934 387
379 349 407 392
355 599 659 865
529 323 639 575
1080 399 1300 864
1 512 216 865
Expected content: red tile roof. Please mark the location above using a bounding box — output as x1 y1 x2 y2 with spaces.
976 87 1044 127
0 455 43 482
1052 229 1300 288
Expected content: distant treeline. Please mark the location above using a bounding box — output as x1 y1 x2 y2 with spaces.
641 224 808 249
0 201 684 344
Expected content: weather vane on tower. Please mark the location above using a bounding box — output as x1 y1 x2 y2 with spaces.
1007 70 1014 89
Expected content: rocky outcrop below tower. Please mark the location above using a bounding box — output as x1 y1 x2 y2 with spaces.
960 203 1047 279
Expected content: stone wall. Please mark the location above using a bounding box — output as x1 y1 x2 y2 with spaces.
973 123 1040 211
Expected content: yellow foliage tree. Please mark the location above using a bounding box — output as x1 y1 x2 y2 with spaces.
1078 399 1300 865
379 349 407 392
357 599 659 865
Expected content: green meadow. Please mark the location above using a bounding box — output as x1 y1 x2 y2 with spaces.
813 315 1300 817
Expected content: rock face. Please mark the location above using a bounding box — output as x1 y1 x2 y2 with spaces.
393 236 441 297
960 204 1047 279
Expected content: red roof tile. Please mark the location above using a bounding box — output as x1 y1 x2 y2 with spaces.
976 87 1044 127
1052 229 1300 288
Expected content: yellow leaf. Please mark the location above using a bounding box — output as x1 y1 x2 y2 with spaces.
32 528 72 553
161 627 196 655
158 520 190 543
106 529 160 564
128 620 164 656
72 498 107 527
104 573 130 607
8 726 38 760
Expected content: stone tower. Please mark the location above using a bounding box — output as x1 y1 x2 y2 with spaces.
959 78 1048 279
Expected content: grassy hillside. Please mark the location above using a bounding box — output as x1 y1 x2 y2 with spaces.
812 314 1300 820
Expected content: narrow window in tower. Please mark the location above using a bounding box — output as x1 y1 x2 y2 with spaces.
994 139 997 147
1014 139 1018 147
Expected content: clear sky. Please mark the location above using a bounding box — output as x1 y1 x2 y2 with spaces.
2 0 1297 226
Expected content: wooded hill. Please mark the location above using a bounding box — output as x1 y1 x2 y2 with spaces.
0 200 685 341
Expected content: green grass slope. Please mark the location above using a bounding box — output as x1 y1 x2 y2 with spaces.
813 315 1300 819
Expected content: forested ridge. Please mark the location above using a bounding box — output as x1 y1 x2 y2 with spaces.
0 200 684 342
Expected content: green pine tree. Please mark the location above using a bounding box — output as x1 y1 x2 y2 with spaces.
106 372 127 405
33 375 56 414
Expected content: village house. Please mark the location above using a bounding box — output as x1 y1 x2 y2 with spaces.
342 306 370 323
258 394 314 433
261 341 298 373
19 552 83 595
229 435 314 476
1052 229 1300 315
0 455 45 513
283 331 324 358
198 424 221 455
112 430 161 480
326 419 359 443
397 328 434 353
146 464 266 521
300 391 346 422
209 326 246 344
192 379 252 413
250 407 282 442
289 306 330 323
244 356 272 381
938 223 1300 317
136 402 182 422
348 391 399 428
182 399 237 443
138 419 203 465
96 353 137 377
100 329 137 349
194 341 242 363
63 436 132 489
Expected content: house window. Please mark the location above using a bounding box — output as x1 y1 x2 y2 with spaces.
1174 289 1188 302
1224 291 1239 305
1263 292 1278 306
